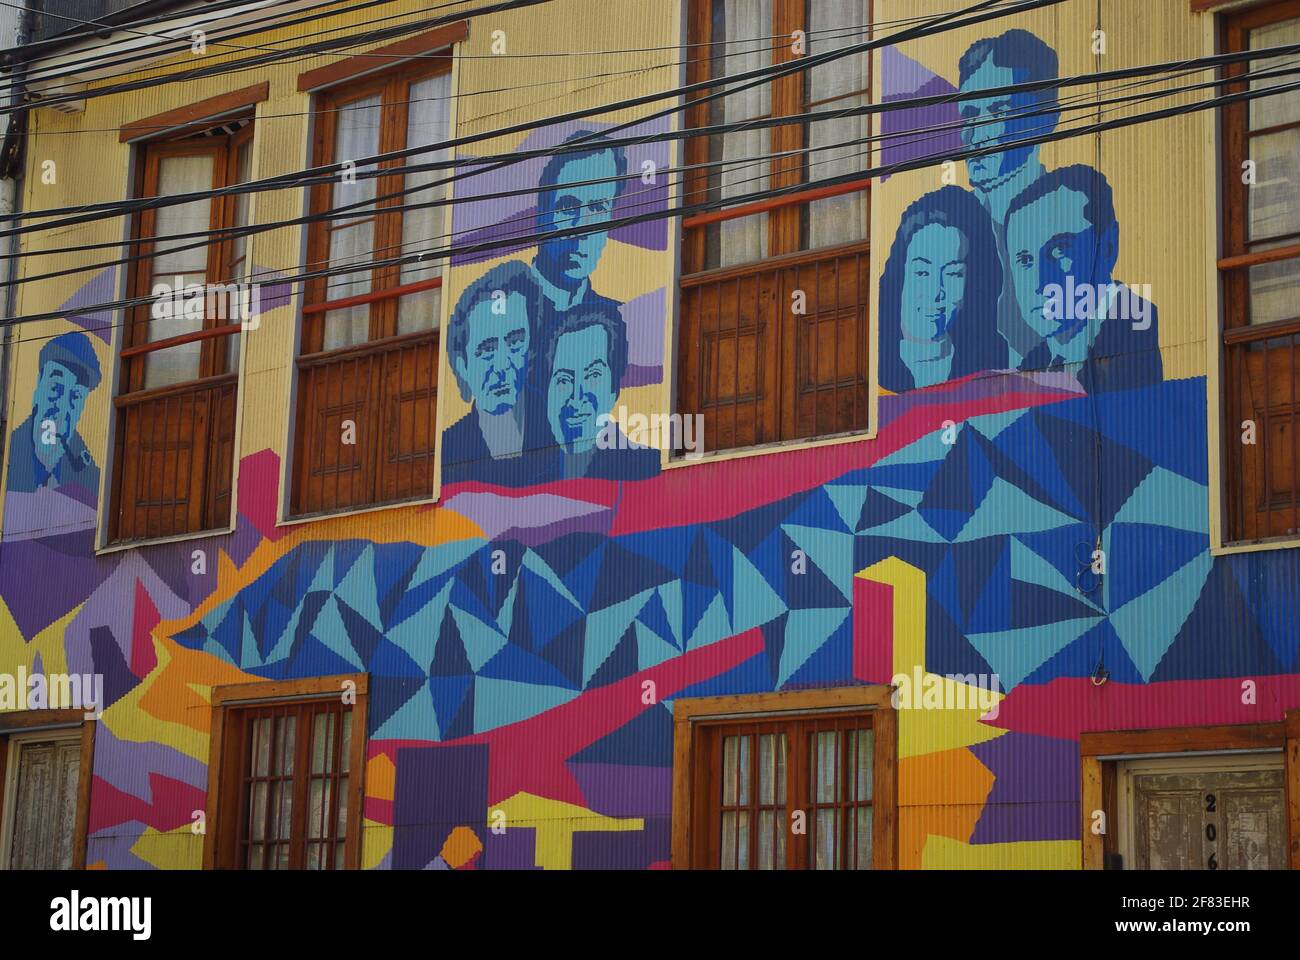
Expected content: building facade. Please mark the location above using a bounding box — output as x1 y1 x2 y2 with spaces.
0 0 1298 870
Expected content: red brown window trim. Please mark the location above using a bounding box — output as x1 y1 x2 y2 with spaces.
1218 0 1300 544
296 20 467 92
1192 0 1273 12
109 121 254 543
672 686 897 870
676 0 872 457
119 82 269 143
203 675 369 871
291 54 448 517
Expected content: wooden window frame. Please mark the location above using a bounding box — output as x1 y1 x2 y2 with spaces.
289 53 451 518
203 675 368 871
1218 0 1300 545
676 0 873 458
108 119 254 544
680 0 873 275
119 82 269 143
671 685 897 869
0 710 97 870
1080 715 1300 870
300 58 452 352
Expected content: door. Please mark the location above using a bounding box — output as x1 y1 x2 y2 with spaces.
1118 754 1286 870
3 736 81 870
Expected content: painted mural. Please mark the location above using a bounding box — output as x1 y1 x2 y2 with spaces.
2 10 1299 874
439 120 668 487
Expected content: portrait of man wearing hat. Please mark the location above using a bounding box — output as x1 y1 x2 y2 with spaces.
7 331 102 503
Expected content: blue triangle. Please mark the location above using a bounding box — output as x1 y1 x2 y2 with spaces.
369 637 425 679
480 643 580 690
636 589 676 650
966 540 1012 633
523 568 584 652
429 675 473 736
784 614 853 688
570 707 673 766
1107 523 1209 610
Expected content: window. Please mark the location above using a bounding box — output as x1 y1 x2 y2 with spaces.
109 118 255 543
204 676 367 870
0 711 95 870
1220 0 1300 543
672 687 896 869
292 56 452 516
677 0 871 456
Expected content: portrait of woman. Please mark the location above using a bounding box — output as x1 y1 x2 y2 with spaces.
878 185 1008 392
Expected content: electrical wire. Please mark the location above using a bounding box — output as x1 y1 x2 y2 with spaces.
7 59 1298 332
0 0 1037 233
12 51 1297 293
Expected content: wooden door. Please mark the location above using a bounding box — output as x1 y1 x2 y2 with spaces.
1127 763 1286 870
5 738 81 870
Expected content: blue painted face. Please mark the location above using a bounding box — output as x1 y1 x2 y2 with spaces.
899 222 968 343
958 57 1048 193
547 324 615 450
1006 186 1117 339
454 293 530 415
33 360 89 461
536 152 620 288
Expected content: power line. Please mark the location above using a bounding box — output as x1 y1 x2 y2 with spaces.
7 61 1298 331
9 21 887 138
12 0 1170 238
1 0 557 113
11 52 1295 292
5 18 1292 253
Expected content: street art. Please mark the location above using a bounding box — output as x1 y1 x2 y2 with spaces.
6 332 101 505
2 27 1299 873
440 123 667 487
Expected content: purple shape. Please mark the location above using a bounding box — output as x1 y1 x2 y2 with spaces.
2 487 97 540
567 762 672 818
622 288 665 371
86 822 153 870
88 626 138 708
968 733 1081 844
621 364 663 389
391 743 488 869
483 825 541 870
968 801 1079 844
571 818 670 870
64 551 190 678
881 48 962 178
970 732 1080 803
61 269 119 344
0 528 108 639
92 724 208 804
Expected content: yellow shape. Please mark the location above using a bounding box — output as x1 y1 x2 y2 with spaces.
921 834 1080 870
130 824 202 870
361 819 393 871
857 558 1005 759
492 791 643 871
0 602 77 692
